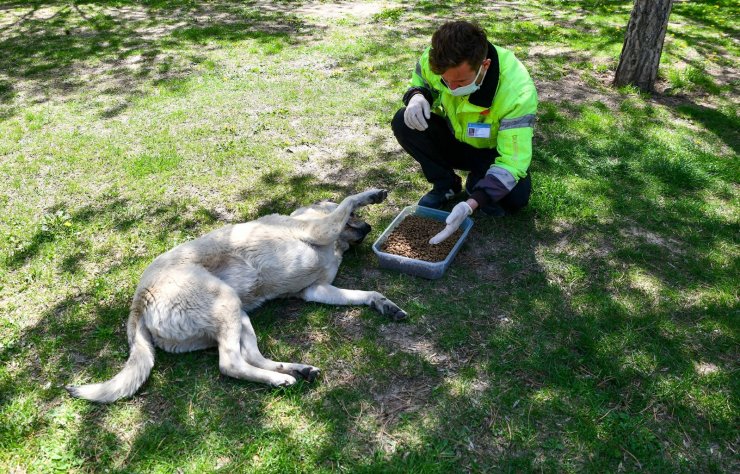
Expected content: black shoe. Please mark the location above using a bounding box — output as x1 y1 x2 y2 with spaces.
418 188 458 209
418 178 462 209
480 203 507 217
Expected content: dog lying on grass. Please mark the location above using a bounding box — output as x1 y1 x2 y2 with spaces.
67 189 406 403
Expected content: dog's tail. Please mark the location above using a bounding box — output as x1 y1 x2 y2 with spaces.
66 306 155 403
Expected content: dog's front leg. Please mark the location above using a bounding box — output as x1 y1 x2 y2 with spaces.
302 284 407 321
300 189 388 246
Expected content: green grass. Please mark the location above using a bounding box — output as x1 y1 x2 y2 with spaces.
1 0 738 472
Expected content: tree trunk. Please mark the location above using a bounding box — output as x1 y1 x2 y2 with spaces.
613 0 673 92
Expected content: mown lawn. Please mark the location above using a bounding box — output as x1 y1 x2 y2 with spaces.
1 0 737 472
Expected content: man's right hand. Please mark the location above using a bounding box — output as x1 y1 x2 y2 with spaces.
404 94 430 131
429 201 473 245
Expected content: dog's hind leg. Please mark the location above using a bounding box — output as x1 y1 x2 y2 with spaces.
239 314 320 382
214 294 298 387
302 284 407 321
218 331 297 387
300 189 387 245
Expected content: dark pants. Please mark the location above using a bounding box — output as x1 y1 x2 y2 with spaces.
391 107 531 212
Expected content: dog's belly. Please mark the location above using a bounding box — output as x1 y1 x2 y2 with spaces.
139 269 225 350
144 304 216 352
217 244 337 309
153 335 216 353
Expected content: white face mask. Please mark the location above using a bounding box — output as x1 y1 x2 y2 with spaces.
443 65 486 97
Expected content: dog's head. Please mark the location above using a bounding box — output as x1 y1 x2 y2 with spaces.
291 201 372 247
341 211 372 246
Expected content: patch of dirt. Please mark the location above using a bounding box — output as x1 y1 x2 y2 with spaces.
288 144 340 181
378 321 490 376
381 215 462 262
290 120 385 186
455 240 506 282
331 308 368 340
0 2 306 107
619 225 685 255
320 348 363 390
293 1 387 20
210 203 238 223
694 361 720 376
369 375 434 429
549 221 615 260
379 323 450 367
535 73 623 109
454 220 541 282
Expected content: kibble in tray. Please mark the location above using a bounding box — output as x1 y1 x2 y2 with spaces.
381 215 462 262
372 205 473 279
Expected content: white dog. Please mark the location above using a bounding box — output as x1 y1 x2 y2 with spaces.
67 189 405 403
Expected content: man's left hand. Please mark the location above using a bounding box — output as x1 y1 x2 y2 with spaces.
429 201 473 245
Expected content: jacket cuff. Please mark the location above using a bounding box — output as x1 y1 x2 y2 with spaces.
472 169 516 205
470 190 491 208
403 87 433 106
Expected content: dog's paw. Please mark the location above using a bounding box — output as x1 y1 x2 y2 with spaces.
368 188 388 204
371 296 408 321
270 373 297 387
357 188 388 206
294 365 321 382
386 305 408 322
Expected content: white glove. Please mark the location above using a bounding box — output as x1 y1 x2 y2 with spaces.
429 201 472 245
404 93 430 131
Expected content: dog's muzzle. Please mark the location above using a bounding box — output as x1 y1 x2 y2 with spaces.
358 222 371 237
355 222 372 244
344 221 372 245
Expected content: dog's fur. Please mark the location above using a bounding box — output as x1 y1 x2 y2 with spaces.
67 189 405 403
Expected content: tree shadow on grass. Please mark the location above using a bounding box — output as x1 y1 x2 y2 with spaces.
316 169 735 470
0 1 312 117
245 171 352 218
670 0 740 38
0 186 290 466
0 135 425 468
500 100 737 468
657 97 739 155
275 92 736 469
480 220 732 470
2 93 736 471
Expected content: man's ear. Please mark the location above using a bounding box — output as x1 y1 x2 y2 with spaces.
482 58 492 71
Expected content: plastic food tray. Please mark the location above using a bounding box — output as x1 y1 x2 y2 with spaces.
372 205 473 279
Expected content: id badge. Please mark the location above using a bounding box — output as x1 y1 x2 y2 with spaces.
467 122 491 138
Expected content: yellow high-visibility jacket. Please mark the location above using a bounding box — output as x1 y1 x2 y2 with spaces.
403 43 538 203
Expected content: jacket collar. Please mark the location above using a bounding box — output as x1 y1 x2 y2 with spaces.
468 42 499 108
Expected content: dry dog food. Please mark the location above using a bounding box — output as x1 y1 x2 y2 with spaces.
381 215 463 262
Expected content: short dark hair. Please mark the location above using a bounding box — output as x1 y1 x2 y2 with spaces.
429 21 488 74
